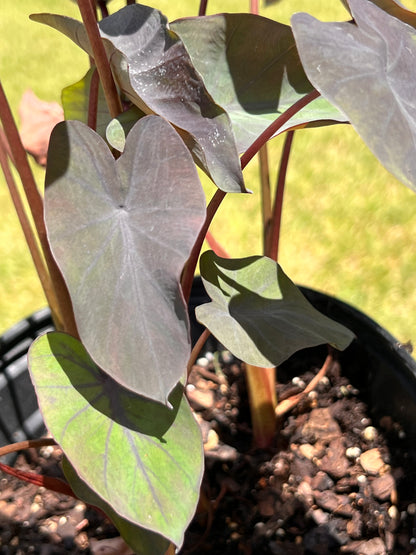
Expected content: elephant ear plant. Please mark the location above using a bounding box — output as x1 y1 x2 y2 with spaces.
0 0 414 552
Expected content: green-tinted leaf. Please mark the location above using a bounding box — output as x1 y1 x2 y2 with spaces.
31 8 245 193
62 68 110 136
45 116 206 404
171 14 347 153
292 0 416 192
63 458 170 555
196 251 354 368
62 68 145 144
28 332 203 548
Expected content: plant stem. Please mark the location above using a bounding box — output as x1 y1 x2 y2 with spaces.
77 0 122 120
183 91 320 302
187 328 211 377
0 438 56 457
245 363 277 448
0 130 62 324
87 68 100 131
198 0 208 16
0 81 77 335
0 461 77 498
275 351 333 417
182 189 226 302
259 146 272 256
241 89 320 171
250 0 259 13
269 130 295 262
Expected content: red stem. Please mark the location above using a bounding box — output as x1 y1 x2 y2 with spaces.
88 68 100 131
77 0 122 119
182 89 320 302
0 81 77 335
0 461 77 498
182 189 225 302
240 89 320 171
269 130 295 261
198 0 208 16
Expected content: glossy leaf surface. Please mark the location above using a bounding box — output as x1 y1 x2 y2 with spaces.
292 0 416 191
171 14 347 152
28 332 203 547
32 8 245 193
196 252 354 368
45 116 206 403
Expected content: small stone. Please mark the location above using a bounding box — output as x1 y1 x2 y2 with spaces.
30 502 41 514
186 387 214 409
297 480 314 507
362 426 377 442
319 438 350 479
315 490 353 517
370 473 395 501
196 356 209 367
204 429 219 451
388 505 399 520
345 446 361 460
299 443 318 460
311 471 334 491
340 537 386 555
310 508 328 525
347 511 363 539
292 376 305 388
359 448 385 475
301 407 341 443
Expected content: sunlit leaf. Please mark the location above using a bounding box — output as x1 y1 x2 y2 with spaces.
340 0 416 28
62 458 170 555
171 14 347 152
28 332 203 548
45 116 206 403
31 8 245 193
292 0 416 191
196 251 354 368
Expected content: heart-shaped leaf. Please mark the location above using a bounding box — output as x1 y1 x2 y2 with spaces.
28 332 203 548
292 0 416 192
171 14 347 153
62 458 170 555
62 68 145 143
31 8 245 193
45 116 206 404
196 251 354 368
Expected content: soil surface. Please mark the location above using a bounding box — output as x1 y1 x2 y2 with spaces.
0 345 415 554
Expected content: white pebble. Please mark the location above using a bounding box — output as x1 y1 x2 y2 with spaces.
292 376 305 389
363 426 377 441
345 446 361 459
388 505 399 520
196 357 209 367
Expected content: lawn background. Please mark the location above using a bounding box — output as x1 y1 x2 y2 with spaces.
1 0 416 349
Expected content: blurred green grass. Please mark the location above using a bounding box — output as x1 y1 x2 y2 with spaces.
1 0 416 347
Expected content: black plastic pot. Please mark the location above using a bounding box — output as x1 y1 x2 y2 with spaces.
0 307 53 463
1 280 416 465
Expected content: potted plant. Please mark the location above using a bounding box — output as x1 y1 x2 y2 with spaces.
0 0 415 552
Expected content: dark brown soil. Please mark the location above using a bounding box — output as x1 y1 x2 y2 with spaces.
182 345 416 555
0 345 415 554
